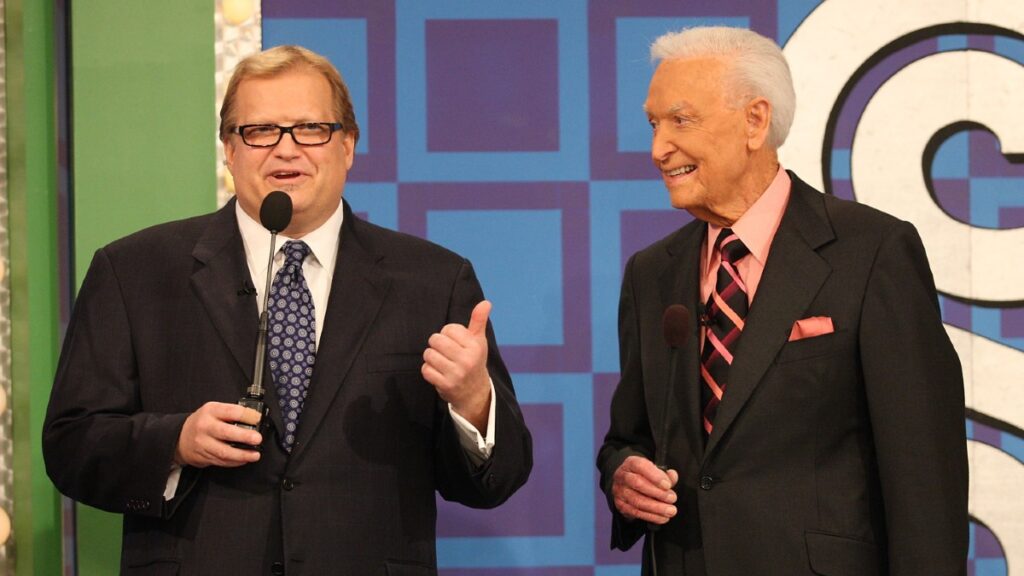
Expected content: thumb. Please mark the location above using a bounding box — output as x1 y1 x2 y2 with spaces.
467 300 492 336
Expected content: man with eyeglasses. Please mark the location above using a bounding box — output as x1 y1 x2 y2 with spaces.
43 45 532 575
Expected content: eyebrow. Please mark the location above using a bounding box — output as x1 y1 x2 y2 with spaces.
643 101 692 116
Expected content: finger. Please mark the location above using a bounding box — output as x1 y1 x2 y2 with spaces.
205 401 260 425
421 364 450 400
614 490 677 522
427 332 465 362
623 455 673 490
666 468 680 488
467 300 491 336
423 345 458 376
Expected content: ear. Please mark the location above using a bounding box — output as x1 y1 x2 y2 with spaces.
223 136 237 172
342 132 356 171
745 97 772 151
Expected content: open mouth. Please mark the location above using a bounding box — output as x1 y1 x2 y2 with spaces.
270 171 303 180
665 165 696 177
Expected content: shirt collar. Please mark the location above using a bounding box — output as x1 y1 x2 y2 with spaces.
705 166 791 266
236 196 345 279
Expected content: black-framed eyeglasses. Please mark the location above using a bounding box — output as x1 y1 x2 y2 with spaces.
234 122 343 147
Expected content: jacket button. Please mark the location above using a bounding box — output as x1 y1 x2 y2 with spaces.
699 475 714 490
270 561 285 575
281 478 294 491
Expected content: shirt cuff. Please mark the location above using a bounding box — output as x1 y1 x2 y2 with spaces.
164 464 182 501
448 378 496 467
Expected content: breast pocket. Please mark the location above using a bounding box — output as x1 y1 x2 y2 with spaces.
774 330 852 364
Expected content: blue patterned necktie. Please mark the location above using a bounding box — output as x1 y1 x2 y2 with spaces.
267 240 317 451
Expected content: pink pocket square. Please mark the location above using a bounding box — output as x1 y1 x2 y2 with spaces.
789 316 834 341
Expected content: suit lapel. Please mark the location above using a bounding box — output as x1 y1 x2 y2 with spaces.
190 199 259 386
289 202 391 463
704 176 836 458
657 221 706 462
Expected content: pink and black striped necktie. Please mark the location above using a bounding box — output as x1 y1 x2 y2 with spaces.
700 229 750 436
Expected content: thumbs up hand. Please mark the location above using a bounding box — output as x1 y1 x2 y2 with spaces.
422 300 493 431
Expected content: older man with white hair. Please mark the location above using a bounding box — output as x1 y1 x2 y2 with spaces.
598 26 967 575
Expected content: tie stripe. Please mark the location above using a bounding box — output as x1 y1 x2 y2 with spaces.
700 229 750 436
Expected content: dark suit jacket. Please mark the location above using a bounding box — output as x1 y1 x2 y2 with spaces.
43 199 533 575
597 173 968 576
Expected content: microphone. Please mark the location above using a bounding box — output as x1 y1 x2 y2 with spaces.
237 280 257 296
234 190 292 450
697 303 713 327
649 304 691 535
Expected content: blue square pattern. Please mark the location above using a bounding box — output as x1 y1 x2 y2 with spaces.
437 373 594 568
995 36 1024 64
590 181 679 373
932 131 969 179
395 0 589 182
427 210 564 346
831 148 851 180
777 0 824 45
616 17 749 153
263 18 370 154
970 177 1024 227
344 183 398 231
938 35 970 51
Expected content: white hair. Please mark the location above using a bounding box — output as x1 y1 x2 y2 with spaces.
650 26 796 149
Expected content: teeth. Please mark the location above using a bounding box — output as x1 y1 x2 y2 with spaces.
667 165 696 177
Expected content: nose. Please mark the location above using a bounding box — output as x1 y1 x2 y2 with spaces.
272 130 302 158
651 128 675 166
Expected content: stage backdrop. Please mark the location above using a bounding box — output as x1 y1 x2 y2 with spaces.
69 0 1024 574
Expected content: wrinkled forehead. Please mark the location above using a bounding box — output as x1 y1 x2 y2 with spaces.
644 57 731 115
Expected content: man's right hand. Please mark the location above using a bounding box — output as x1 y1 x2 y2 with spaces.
174 402 263 468
611 455 679 524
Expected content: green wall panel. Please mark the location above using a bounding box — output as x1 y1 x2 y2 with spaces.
70 1 215 574
72 1 216 286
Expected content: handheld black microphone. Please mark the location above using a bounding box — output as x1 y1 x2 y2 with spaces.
649 304 690 536
234 190 292 450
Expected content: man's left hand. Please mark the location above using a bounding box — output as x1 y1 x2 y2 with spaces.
422 300 492 431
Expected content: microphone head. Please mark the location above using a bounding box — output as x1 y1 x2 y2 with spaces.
259 191 293 233
662 304 691 349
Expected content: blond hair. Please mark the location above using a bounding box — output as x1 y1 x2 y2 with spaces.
219 45 360 145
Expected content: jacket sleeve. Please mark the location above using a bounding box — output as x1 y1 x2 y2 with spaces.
596 253 656 551
42 248 187 518
433 258 533 509
859 220 969 575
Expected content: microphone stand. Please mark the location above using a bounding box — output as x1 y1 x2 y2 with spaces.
233 230 278 449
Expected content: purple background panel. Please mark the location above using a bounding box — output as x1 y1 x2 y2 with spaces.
592 373 643 566
1001 308 1024 338
263 0 396 181
932 180 972 225
437 404 564 537
1001 206 1024 228
970 130 1024 178
974 522 1007 558
398 182 591 373
588 0 778 180
426 19 559 152
620 209 694 273
941 297 973 332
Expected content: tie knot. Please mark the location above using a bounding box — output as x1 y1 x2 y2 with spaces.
281 240 311 266
716 229 749 265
